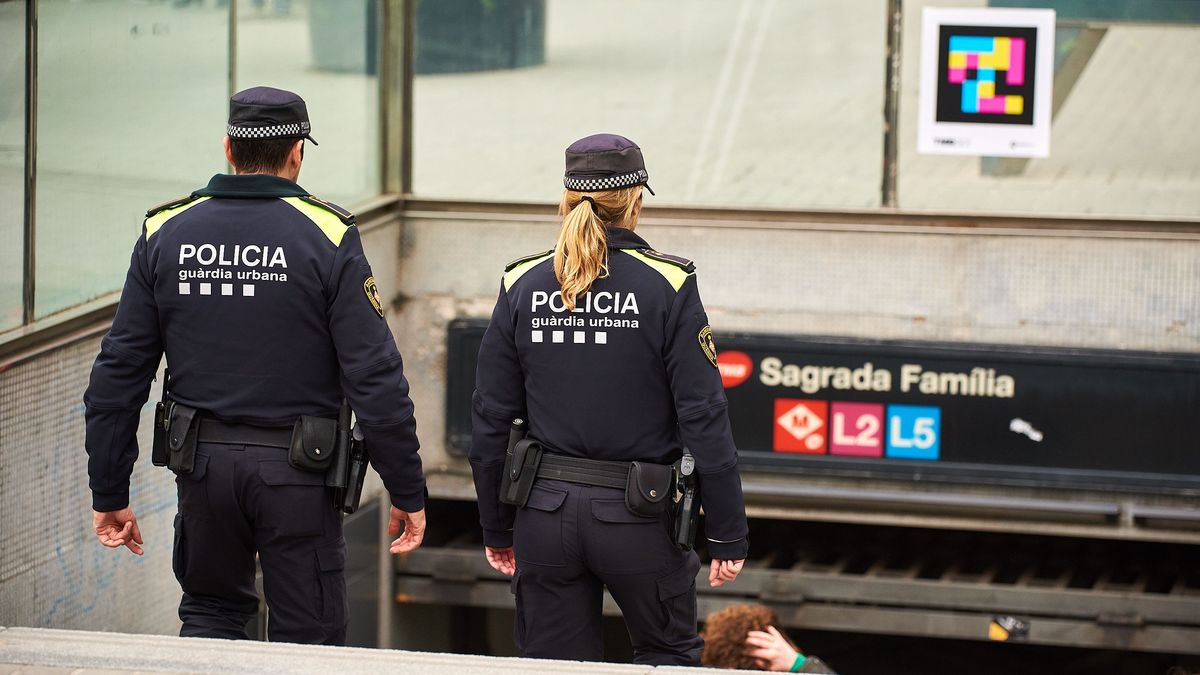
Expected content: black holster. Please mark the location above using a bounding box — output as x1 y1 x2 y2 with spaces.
151 370 171 467
151 401 170 467
501 438 543 507
338 425 369 514
164 402 199 476
672 453 700 551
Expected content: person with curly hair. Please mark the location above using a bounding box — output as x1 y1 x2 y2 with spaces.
701 604 838 674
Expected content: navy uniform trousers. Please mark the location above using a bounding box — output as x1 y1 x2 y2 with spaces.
512 479 703 665
173 442 347 644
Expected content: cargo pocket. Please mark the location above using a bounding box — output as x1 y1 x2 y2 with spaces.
258 460 329 537
589 499 673 574
656 554 701 638
171 513 187 583
175 453 209 516
315 542 347 630
514 485 567 567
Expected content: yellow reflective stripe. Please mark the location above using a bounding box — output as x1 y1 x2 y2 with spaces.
623 249 691 291
281 196 351 246
145 197 210 239
503 252 554 290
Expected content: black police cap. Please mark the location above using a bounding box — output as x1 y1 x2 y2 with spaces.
563 133 654 195
227 86 318 146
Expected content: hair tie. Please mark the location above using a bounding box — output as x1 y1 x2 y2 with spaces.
579 195 596 209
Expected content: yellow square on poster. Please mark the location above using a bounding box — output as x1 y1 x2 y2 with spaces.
979 82 995 99
994 37 1011 68
949 51 966 69
1005 95 1024 115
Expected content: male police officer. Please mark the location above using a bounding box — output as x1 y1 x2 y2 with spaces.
84 86 426 644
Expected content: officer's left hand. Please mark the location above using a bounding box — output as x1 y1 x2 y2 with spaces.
709 558 744 587
93 508 144 556
484 546 516 576
388 506 426 554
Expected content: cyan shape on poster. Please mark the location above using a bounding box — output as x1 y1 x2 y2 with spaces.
949 35 995 53
886 405 941 460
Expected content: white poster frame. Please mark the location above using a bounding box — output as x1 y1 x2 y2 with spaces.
917 7 1055 158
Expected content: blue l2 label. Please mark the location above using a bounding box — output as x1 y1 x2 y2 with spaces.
886 405 941 460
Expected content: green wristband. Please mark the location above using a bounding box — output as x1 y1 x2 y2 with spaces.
789 653 808 673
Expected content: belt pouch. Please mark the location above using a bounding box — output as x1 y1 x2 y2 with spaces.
152 401 170 467
167 403 199 476
626 461 673 517
289 415 338 473
500 438 543 507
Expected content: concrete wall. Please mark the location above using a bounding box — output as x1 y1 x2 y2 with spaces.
0 338 179 633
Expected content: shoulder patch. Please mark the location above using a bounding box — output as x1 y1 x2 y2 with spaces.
638 249 696 273
298 195 356 226
280 196 355 246
623 249 695 292
502 249 554 290
144 195 211 239
698 325 718 368
146 194 200 218
505 249 555 273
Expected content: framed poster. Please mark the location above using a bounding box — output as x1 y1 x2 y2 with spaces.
917 8 1055 157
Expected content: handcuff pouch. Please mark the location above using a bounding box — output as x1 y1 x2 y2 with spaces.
288 415 338 473
625 461 674 518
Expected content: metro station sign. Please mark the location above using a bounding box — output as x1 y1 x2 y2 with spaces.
719 333 1200 491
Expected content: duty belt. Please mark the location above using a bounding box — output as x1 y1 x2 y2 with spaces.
536 453 630 490
196 417 293 449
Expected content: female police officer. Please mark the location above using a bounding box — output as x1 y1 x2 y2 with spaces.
469 133 749 665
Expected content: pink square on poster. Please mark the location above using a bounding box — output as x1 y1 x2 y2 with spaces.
978 97 1006 114
948 68 966 84
967 53 978 69
1007 38 1025 85
829 402 885 457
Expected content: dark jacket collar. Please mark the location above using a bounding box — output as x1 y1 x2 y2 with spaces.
606 226 650 250
193 173 309 198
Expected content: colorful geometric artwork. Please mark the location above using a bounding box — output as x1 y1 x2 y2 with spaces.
948 36 1025 115
935 25 1037 126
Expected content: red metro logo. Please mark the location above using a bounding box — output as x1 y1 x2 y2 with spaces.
717 351 753 389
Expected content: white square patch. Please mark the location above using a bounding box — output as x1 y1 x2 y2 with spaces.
221 283 233 296
573 332 585 344
243 284 255 297
531 330 543 343
199 283 212 296
552 331 564 343
178 282 190 295
595 332 607 344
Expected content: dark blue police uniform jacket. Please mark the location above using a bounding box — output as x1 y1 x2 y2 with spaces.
470 226 749 560
84 173 424 513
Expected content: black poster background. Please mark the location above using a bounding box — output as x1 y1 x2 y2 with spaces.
935 24 1038 126
446 320 1200 492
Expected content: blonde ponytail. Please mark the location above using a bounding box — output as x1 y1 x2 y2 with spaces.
554 186 644 311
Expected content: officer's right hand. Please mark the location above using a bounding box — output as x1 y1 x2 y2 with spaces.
709 558 744 587
93 507 144 556
388 506 426 554
484 546 516 577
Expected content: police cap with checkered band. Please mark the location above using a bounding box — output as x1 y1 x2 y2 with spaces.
563 133 654 195
227 86 319 146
